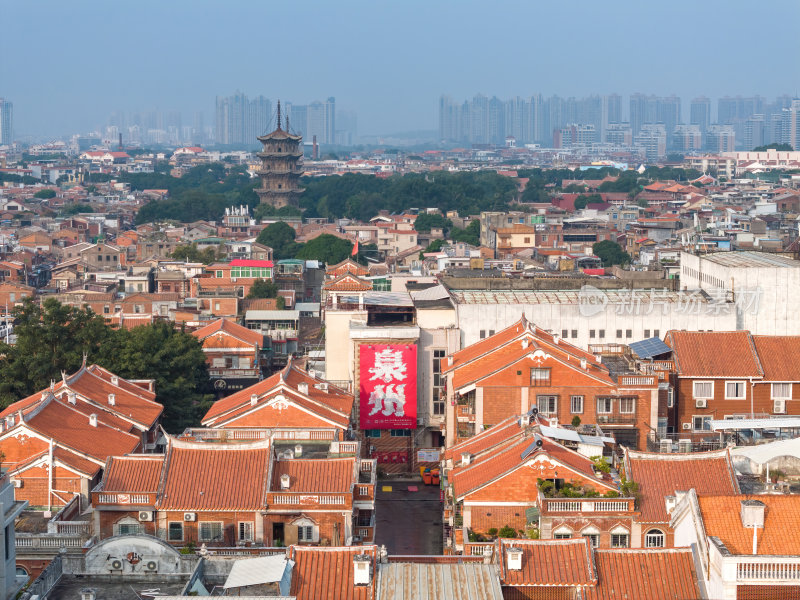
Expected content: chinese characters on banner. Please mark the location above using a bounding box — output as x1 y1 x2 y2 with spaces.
359 344 417 429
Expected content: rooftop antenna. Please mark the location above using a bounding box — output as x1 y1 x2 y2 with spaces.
276 100 282 131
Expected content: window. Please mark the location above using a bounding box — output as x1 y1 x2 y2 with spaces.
693 415 712 431
168 522 184 542
390 429 410 437
298 525 315 542
364 429 381 438
654 329 660 338
537 395 557 415
616 330 623 339
216 270 223 278
570 395 584 414
524 237 530 244
645 529 665 548
611 533 629 548
561 329 568 338
644 329 650 338
582 534 599 548
116 520 143 536
667 388 674 408
571 330 578 338
432 349 446 416
693 381 713 399
772 383 792 399
599 329 605 339
479 330 486 339
589 330 595 339
489 330 495 336
238 522 253 542
199 522 223 542
619 398 635 414
725 381 746 399
626 330 632 338
530 368 550 386
597 397 613 414
553 533 571 539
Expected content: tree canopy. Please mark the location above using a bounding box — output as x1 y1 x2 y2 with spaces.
592 240 631 267
295 234 354 264
170 242 224 264
413 213 452 233
247 278 279 299
256 222 301 260
0 298 213 432
34 189 57 199
450 220 480 246
754 143 793 152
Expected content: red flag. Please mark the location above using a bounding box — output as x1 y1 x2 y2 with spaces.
352 240 359 256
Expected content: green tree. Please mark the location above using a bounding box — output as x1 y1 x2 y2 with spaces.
170 243 223 264
592 240 631 267
247 278 279 299
256 222 301 260
34 189 57 199
95 321 213 432
0 298 112 406
59 204 94 216
413 213 452 233
295 234 353 264
754 143 793 152
450 220 480 246
420 239 445 259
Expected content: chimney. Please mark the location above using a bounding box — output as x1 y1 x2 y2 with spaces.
67 391 77 405
520 414 531 427
89 414 98 427
353 554 371 585
741 500 765 555
506 547 523 571
108 393 115 406
461 452 471 466
580 358 587 370
280 473 290 490
378 545 388 564
483 546 493 565
298 382 309 395
294 444 303 458
111 375 119 386
250 394 258 406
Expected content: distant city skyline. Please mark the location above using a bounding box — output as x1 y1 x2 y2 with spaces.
2 1 799 140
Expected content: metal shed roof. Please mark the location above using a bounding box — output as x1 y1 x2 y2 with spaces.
377 562 503 600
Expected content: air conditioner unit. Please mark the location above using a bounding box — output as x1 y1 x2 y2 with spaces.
12 479 22 488
774 400 786 414
143 560 158 572
695 399 707 408
107 558 124 571
183 512 196 522
659 439 673 453
138 511 153 522
682 423 691 430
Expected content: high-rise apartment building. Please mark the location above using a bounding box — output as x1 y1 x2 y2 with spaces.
0 98 13 145
215 93 271 145
706 125 736 152
690 97 711 133
284 97 335 145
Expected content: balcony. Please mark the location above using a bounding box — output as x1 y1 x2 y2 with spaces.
618 375 657 387
208 368 261 378
264 328 299 341
16 497 94 555
596 414 638 426
736 558 800 582
456 404 475 422
541 497 635 515
92 491 156 507
268 493 348 507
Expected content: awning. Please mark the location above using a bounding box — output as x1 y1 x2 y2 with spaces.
223 555 291 589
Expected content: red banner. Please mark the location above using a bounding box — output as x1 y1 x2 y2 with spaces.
359 344 417 429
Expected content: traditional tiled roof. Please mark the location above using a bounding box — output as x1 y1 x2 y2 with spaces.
751 336 800 381
498 538 597 587
451 436 613 500
667 330 763 378
326 258 369 277
625 449 739 523
583 549 701 600
446 319 528 372
202 363 353 427
157 439 270 511
698 495 800 556
442 416 523 461
26 399 141 462
102 455 164 492
192 317 264 347
323 273 372 292
288 545 377 600
271 457 355 493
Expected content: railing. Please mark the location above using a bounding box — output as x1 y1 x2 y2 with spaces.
337 442 358 455
737 561 800 581
456 405 475 420
274 429 335 441
639 361 674 374
619 375 657 387
270 494 347 506
208 368 261 378
52 521 90 535
464 543 494 557
596 415 638 425
355 485 374 501
543 498 634 513
16 534 92 549
264 329 299 340
96 493 152 505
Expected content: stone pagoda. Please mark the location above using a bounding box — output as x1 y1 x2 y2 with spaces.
255 101 304 208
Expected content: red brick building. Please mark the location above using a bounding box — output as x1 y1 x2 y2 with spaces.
92 435 376 547
0 364 162 508
666 330 800 434
444 317 659 449
191 318 267 395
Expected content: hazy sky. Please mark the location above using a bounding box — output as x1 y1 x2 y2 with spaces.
2 0 799 139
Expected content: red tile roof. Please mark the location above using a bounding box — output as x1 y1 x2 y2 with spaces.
583 549 701 600
442 416 522 461
625 449 739 523
323 273 372 292
192 317 264 347
157 439 270 511
498 538 596 587
751 336 800 381
26 398 141 462
447 319 527 372
667 330 763 378
271 457 355 493
102 455 164 492
698 495 800 556
289 545 377 600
